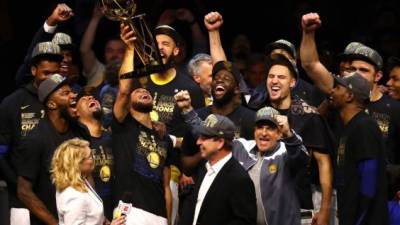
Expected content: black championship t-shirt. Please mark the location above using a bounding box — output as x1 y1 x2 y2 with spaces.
368 94 400 163
16 117 80 225
327 95 400 164
145 71 205 137
90 130 114 220
0 83 45 207
278 98 335 209
336 111 388 225
111 115 173 218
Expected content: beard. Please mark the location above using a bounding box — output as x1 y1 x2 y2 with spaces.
60 105 76 122
212 87 235 106
92 109 103 121
132 101 153 113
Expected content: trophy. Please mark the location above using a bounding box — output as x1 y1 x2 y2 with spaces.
101 0 165 78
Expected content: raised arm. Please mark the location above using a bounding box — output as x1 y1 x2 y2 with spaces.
15 3 73 86
175 8 207 55
300 13 333 94
113 23 136 122
204 12 227 64
79 3 104 85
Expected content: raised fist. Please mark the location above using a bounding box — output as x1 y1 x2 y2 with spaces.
174 90 193 113
301 13 321 33
47 3 74 26
204 11 223 31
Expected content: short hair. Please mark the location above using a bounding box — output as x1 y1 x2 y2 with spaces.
386 56 400 74
211 136 233 151
30 54 62 67
187 53 212 77
50 138 90 193
266 54 298 80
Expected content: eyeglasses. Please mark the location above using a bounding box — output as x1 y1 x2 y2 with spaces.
83 149 95 161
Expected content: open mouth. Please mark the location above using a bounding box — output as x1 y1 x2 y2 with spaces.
88 100 99 109
60 65 69 73
270 86 280 95
214 85 226 96
139 94 151 101
70 99 77 108
258 137 271 146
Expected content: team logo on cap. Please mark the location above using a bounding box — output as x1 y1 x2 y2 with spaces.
50 74 65 84
204 114 218 128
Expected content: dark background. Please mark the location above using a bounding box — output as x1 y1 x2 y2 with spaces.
1 0 400 99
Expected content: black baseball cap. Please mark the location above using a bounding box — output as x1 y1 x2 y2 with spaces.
154 25 184 47
333 72 371 104
212 60 242 86
38 74 69 103
266 39 297 60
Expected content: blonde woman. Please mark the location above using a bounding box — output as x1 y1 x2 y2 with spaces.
51 138 125 225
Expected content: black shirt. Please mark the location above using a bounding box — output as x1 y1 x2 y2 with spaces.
336 111 388 225
327 95 400 164
16 117 80 225
145 71 205 137
111 115 173 218
89 130 114 220
0 83 45 207
388 102 400 164
368 95 400 164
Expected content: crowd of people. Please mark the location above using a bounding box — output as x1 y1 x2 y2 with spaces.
1 2 400 225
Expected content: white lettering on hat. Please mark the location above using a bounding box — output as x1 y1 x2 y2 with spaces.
205 114 218 128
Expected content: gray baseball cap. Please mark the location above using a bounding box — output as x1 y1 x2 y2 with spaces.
333 72 371 104
255 106 280 127
266 39 297 61
52 32 74 50
31 41 62 60
195 114 236 140
347 45 383 70
38 74 69 103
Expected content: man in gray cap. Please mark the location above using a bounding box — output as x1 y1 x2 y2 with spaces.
233 106 309 225
179 114 256 225
328 72 388 225
0 41 62 225
15 3 74 86
16 74 80 225
175 90 309 225
301 10 400 172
